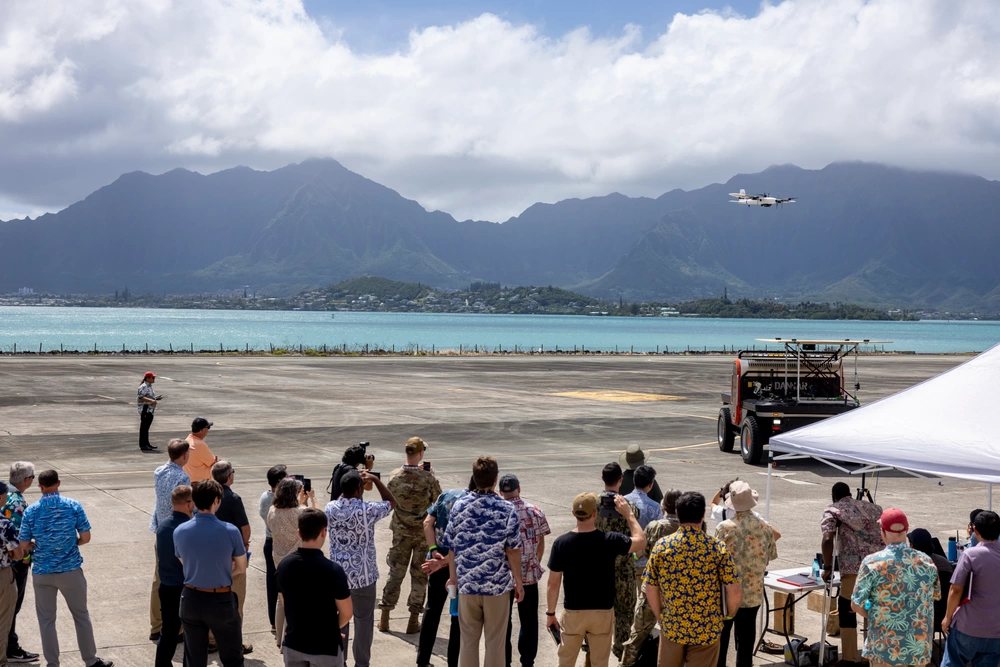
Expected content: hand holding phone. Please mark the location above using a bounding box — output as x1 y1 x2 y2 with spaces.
548 624 561 645
422 461 431 472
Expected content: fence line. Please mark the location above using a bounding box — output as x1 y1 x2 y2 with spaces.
0 342 910 356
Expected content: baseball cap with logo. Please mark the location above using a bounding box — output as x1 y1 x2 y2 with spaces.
572 492 598 520
405 437 427 455
879 508 909 533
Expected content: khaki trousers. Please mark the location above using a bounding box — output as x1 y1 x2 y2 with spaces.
458 593 510 667
150 544 162 634
557 609 614 667
233 571 247 618
658 637 721 667
0 566 17 659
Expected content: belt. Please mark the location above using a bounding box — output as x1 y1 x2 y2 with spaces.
185 585 232 593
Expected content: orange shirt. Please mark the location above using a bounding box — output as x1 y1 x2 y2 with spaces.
183 434 216 482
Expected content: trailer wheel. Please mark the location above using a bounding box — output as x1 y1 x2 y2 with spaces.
741 415 765 465
718 408 735 452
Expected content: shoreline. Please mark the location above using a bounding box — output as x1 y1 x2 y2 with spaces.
0 348 975 357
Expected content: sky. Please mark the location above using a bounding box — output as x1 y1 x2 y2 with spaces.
2 0 999 222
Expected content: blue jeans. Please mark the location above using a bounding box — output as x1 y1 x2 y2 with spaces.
942 628 1000 667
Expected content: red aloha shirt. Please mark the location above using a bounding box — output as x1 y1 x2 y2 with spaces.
506 496 551 585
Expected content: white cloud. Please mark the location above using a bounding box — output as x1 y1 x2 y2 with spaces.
1 0 999 221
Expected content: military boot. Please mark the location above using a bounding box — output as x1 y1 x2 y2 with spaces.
406 612 421 634
378 609 390 632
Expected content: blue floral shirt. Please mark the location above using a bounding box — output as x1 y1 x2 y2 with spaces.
19 493 91 575
851 542 940 667
441 492 521 596
0 518 19 569
150 462 190 533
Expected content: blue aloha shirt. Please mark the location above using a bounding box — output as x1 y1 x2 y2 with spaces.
441 492 520 596
19 493 91 575
150 461 190 532
0 518 19 569
624 488 662 568
427 488 470 548
851 542 940 667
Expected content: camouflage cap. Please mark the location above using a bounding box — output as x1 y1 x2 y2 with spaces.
405 437 427 455
572 492 599 520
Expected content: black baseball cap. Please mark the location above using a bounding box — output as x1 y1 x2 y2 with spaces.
499 473 520 493
191 417 213 432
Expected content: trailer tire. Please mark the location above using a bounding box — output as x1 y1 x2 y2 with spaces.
741 414 765 465
718 409 736 452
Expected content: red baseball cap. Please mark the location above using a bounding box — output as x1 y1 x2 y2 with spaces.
143 372 156 380
879 508 909 533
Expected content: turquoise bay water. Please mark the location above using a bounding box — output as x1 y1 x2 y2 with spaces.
0 307 997 353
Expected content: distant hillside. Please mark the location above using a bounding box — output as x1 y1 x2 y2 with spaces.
3 159 1000 311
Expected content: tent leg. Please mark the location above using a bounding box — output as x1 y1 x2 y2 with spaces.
765 451 773 521
989 484 993 511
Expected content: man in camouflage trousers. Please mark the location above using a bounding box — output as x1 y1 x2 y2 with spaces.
379 437 442 634
594 463 641 661
620 489 682 667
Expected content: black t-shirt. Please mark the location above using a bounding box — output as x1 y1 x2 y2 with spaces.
276 548 351 656
548 530 631 610
216 487 249 529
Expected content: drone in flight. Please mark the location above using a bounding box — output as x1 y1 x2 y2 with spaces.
729 189 796 207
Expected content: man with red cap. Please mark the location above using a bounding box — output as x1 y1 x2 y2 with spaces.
851 508 940 667
137 372 163 452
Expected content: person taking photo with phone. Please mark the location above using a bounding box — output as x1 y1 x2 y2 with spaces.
546 492 646 667
379 437 441 635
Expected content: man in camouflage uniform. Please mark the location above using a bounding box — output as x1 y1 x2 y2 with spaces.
379 437 442 634
594 462 641 661
620 489 682 667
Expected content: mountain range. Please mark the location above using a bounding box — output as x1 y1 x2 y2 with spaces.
2 158 999 310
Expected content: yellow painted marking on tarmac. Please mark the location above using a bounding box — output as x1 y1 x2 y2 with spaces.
552 390 686 402
61 442 717 477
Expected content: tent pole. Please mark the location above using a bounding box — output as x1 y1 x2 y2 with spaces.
765 450 773 521
989 484 993 511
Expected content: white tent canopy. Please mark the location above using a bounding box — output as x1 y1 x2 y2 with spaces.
768 342 1000 485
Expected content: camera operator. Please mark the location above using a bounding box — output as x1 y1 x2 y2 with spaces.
328 443 376 501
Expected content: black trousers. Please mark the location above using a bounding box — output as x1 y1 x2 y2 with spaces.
7 560 28 653
156 584 184 667
416 566 460 667
180 588 243 667
140 411 155 449
717 605 760 667
263 537 277 627
506 583 539 667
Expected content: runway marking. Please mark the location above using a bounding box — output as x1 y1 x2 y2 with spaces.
553 391 686 402
96 395 126 403
755 471 819 486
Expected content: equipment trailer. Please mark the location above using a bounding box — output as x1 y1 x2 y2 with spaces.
718 338 890 464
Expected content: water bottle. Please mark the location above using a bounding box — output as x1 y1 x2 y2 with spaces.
811 554 822 584
448 583 458 617
948 536 958 561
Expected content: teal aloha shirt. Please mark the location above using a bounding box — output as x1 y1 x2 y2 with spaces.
851 542 940 667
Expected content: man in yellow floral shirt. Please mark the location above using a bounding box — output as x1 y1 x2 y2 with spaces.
714 481 777 667
644 492 741 667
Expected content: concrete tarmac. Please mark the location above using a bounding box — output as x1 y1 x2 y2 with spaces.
0 354 983 666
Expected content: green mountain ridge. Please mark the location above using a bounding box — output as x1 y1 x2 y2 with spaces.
3 158 1000 312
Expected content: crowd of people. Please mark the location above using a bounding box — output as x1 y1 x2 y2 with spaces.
0 370 995 667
